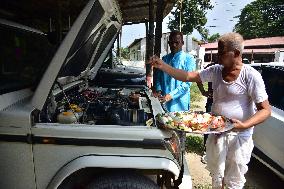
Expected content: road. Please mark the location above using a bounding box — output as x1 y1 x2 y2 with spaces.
245 157 283 188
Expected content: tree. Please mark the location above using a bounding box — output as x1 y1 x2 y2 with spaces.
168 0 213 36
234 0 284 39
192 37 204 45
207 33 220 42
198 28 209 41
119 47 130 60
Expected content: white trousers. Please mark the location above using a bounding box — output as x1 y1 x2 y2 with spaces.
205 133 254 189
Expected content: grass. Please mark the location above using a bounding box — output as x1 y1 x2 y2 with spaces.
190 82 207 109
190 83 203 106
186 83 208 154
185 135 205 155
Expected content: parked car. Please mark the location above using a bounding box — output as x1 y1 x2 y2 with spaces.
250 63 284 180
0 0 191 189
242 58 250 64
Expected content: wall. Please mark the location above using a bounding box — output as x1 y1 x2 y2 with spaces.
129 42 141 61
129 34 200 62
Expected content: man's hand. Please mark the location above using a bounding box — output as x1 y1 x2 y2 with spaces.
146 76 153 88
153 90 162 98
231 100 271 132
231 118 248 131
159 94 172 103
149 55 164 69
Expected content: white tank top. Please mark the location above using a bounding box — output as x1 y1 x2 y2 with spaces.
199 64 268 136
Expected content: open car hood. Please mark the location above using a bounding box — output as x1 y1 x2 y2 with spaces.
32 0 122 110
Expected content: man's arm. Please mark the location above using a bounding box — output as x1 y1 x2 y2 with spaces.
233 69 272 130
162 63 201 82
232 100 271 130
150 55 201 82
168 82 191 100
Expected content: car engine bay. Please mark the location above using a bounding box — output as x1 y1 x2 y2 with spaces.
39 85 153 126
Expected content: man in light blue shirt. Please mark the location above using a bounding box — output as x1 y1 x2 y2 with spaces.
154 31 196 112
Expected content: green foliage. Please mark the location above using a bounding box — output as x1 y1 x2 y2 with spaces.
168 0 213 37
119 47 130 60
190 82 208 109
198 28 210 41
207 33 220 42
192 37 200 42
190 83 203 103
234 0 284 39
192 37 204 45
186 135 205 154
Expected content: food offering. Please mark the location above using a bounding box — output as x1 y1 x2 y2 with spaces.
156 111 234 134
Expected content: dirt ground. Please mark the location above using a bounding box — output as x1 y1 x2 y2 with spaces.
186 152 284 188
185 152 211 187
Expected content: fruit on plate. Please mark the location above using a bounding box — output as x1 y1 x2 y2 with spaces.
211 116 226 130
156 111 227 132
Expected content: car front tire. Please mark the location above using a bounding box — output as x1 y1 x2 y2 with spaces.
87 171 159 189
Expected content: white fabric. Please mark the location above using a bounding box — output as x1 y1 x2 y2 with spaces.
199 64 268 136
206 134 254 189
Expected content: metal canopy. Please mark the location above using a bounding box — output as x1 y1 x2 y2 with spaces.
118 0 175 24
0 0 176 28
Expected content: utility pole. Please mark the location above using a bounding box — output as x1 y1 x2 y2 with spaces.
179 0 183 32
154 0 165 57
145 0 155 88
153 0 165 89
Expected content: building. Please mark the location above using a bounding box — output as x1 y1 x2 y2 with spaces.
128 38 146 61
201 36 284 63
128 33 200 61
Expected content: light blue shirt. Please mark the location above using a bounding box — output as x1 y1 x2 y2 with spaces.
155 50 196 112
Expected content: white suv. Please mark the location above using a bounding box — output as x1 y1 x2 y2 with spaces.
0 0 191 189
250 63 284 180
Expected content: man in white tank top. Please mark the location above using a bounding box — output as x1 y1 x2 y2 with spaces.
149 32 271 189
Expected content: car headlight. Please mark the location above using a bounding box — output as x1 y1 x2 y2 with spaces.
164 131 182 164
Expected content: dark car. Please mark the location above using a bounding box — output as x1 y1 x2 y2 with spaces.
93 50 146 87
250 63 284 180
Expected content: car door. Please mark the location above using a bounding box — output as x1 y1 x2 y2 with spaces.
0 21 38 189
252 65 284 178
0 114 36 189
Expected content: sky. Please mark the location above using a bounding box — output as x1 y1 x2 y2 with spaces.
121 0 255 47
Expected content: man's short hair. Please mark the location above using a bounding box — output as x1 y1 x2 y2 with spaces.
218 32 244 55
169 31 184 41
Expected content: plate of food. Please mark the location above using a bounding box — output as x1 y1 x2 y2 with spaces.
155 111 234 134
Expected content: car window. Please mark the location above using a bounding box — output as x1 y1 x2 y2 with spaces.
261 66 284 110
0 1 88 94
0 23 54 94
